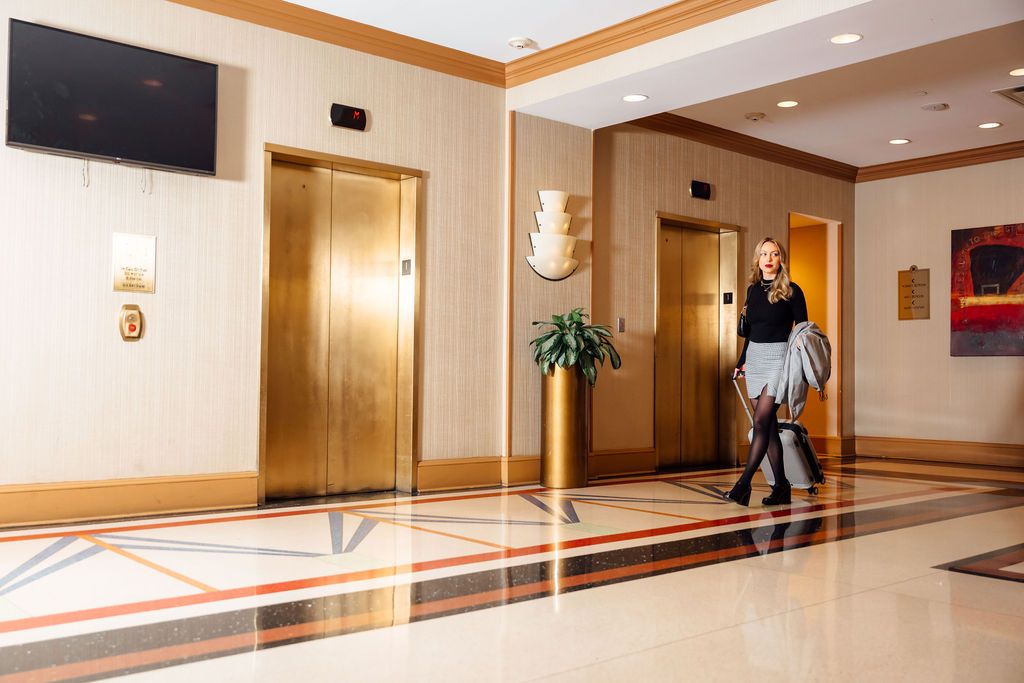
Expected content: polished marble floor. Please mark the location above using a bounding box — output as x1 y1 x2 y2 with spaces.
1 458 1021 681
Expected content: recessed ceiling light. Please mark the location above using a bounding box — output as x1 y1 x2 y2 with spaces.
830 33 862 45
622 94 648 103
776 100 799 108
78 113 97 122
978 122 1002 129
888 138 911 145
141 79 163 88
1009 68 1024 76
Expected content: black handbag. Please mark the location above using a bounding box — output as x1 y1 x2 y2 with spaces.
737 288 751 337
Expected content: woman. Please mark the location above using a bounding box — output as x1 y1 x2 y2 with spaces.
723 237 807 506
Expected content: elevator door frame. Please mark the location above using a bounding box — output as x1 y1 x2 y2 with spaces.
259 143 422 502
653 213 741 470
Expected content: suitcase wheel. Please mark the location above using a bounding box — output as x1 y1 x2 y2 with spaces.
808 486 818 496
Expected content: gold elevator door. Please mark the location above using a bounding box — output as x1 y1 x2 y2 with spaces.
655 226 720 468
267 160 400 498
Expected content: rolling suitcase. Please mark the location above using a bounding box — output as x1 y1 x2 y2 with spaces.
733 378 825 494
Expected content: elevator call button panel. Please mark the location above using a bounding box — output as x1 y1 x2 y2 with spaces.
120 304 143 341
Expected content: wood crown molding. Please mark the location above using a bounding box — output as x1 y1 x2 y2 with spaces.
168 0 506 86
162 1 1024 182
855 140 1024 182
0 472 257 529
504 0 774 87
632 113 859 181
631 114 1024 183
171 0 775 89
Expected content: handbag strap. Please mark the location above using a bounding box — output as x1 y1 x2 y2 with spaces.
740 284 751 314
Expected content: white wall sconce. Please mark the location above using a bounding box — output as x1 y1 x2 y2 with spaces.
527 190 579 281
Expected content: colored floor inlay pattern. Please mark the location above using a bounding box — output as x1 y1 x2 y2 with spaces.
937 543 1024 583
0 461 1021 681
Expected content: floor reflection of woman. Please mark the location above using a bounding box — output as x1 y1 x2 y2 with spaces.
723 237 807 506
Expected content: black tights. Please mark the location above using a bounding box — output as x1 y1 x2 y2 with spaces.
735 385 786 490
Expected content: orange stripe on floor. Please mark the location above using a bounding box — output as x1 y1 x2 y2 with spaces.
0 485 966 636
571 498 708 522
79 535 216 593
346 512 510 550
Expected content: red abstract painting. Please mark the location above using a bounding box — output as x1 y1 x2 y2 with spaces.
950 223 1024 356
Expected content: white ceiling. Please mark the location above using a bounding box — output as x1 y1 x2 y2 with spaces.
287 0 1024 167
290 0 676 62
670 22 1024 166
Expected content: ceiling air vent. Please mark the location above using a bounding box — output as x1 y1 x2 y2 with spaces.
993 85 1024 108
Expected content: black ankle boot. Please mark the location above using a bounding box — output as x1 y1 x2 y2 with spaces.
762 481 791 505
722 483 751 506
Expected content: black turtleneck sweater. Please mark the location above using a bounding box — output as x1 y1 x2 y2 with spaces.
736 280 808 368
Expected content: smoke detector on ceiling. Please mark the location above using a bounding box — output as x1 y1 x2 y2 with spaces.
744 112 767 122
507 37 537 50
921 103 950 111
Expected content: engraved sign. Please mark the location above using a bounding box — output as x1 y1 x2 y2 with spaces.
112 233 156 293
898 266 929 320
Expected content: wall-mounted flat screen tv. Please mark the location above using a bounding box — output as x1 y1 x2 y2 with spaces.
6 20 218 175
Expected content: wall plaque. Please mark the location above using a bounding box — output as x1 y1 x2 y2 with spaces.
112 233 156 293
898 266 929 320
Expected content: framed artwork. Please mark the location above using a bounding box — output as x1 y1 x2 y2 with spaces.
950 223 1024 356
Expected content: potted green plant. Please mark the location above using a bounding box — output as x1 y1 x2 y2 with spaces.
530 308 622 488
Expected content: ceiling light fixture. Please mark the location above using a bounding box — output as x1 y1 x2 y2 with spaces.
978 122 1002 129
829 33 862 45
622 94 648 103
888 138 911 145
1009 68 1024 76
776 100 799 108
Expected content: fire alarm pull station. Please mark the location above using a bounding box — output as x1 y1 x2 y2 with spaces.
120 304 143 341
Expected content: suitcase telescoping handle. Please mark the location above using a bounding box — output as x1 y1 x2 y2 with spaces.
732 377 754 427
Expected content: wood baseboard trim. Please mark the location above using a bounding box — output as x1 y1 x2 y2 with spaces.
416 457 502 492
809 436 856 456
855 436 1024 468
420 450 660 491
505 455 540 486
589 449 658 478
0 472 258 529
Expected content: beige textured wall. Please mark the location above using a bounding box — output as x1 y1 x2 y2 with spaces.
0 0 504 484
511 114 593 456
855 158 1024 445
592 124 856 452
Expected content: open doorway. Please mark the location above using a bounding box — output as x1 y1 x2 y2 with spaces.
787 212 842 453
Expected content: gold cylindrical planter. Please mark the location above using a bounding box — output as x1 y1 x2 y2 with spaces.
541 365 589 489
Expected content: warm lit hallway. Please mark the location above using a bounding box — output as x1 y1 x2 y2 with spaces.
2 0 1023 680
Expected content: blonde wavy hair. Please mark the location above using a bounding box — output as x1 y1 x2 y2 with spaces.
748 237 793 304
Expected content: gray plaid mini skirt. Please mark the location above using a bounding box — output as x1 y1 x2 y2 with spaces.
744 341 787 400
